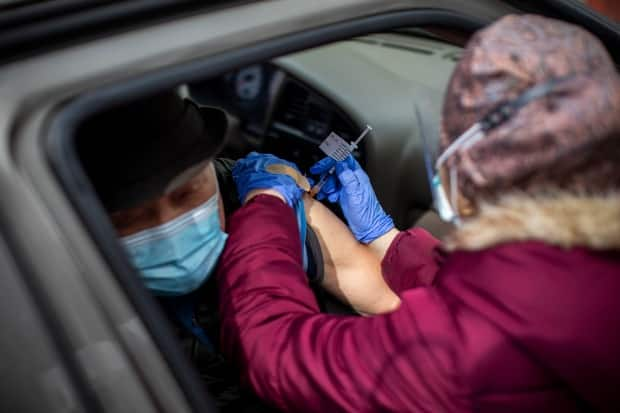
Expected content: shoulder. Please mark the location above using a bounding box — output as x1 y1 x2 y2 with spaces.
437 241 577 301
435 240 620 357
214 158 241 214
434 242 620 405
440 241 616 288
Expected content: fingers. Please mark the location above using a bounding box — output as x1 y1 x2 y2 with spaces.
315 190 338 202
238 152 302 174
310 157 336 175
313 174 340 202
327 191 340 203
232 152 306 206
343 155 361 170
310 156 364 203
335 159 359 186
321 175 338 194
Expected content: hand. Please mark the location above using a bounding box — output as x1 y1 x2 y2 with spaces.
310 155 394 244
233 152 305 207
309 157 339 202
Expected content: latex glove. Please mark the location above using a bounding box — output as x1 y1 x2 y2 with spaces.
232 152 306 207
310 155 394 244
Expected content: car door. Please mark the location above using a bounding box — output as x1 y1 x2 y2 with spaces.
0 1 617 412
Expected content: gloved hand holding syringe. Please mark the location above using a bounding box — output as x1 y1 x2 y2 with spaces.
309 125 373 197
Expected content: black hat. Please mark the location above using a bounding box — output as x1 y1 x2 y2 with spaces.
77 90 228 212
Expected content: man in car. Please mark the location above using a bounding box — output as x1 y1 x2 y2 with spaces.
78 93 254 410
78 89 400 309
78 90 400 411
220 15 620 412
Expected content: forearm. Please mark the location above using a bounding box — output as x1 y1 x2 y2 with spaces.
303 195 400 315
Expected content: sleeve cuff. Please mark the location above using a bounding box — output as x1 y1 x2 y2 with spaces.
381 228 443 293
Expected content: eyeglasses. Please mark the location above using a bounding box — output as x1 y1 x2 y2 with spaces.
418 75 575 225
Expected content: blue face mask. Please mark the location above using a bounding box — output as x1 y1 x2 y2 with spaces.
121 193 228 296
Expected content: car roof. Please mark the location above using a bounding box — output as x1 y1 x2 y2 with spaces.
0 0 244 64
1 0 619 65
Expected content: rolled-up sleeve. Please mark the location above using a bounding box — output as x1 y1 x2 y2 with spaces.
217 195 465 412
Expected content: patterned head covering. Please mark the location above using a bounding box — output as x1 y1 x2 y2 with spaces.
440 14 620 201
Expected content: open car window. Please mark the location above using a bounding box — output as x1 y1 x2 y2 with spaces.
68 27 466 411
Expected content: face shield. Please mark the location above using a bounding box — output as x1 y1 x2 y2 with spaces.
418 75 575 225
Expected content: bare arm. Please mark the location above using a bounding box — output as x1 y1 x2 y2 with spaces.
244 189 400 315
303 195 400 315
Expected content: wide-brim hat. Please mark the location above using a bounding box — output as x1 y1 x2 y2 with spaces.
77 90 228 212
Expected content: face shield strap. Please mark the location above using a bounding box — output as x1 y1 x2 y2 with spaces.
416 106 461 224
421 75 575 225
437 74 576 170
450 167 459 214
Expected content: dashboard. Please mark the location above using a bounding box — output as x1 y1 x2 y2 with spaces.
188 32 462 228
188 63 360 172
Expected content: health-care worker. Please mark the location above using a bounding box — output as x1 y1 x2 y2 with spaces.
217 15 620 412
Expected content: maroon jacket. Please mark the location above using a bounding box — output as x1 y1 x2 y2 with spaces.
217 195 620 412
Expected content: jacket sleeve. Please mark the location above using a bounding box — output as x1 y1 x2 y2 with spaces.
381 228 443 293
217 195 469 412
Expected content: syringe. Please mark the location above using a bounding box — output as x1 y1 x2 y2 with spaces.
310 125 372 197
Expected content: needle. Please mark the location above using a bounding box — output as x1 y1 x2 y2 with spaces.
309 125 372 197
309 166 336 197
350 125 372 150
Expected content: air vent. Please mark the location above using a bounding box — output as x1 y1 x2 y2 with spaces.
269 78 356 144
280 81 310 123
270 80 314 137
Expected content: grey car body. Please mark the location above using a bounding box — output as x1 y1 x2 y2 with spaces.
0 1 618 412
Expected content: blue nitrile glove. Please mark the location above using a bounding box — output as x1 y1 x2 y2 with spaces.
233 152 310 271
232 152 305 207
309 157 339 202
310 155 394 244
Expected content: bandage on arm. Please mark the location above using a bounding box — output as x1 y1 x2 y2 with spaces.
303 194 400 315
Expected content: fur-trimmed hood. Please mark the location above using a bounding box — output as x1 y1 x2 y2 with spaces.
445 191 620 251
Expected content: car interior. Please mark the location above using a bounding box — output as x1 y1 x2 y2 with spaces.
188 30 461 232
71 27 466 411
